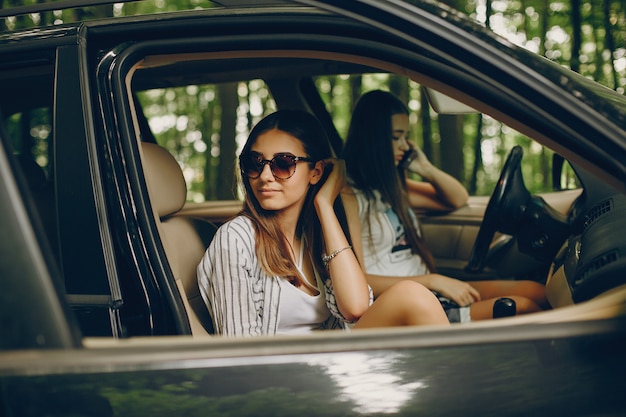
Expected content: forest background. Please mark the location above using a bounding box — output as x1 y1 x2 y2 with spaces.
2 0 625 199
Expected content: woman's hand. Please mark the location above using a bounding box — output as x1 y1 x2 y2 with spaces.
315 158 346 207
404 142 469 210
428 274 481 307
407 144 434 178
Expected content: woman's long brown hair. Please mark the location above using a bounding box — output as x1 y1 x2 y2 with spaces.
343 90 436 272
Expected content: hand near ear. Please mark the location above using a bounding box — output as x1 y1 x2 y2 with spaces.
407 144 434 178
315 158 346 207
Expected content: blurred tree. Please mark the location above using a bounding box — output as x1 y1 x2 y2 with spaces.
2 0 624 198
602 0 620 90
216 83 237 200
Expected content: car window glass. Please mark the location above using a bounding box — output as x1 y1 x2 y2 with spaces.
5 108 52 174
3 106 59 260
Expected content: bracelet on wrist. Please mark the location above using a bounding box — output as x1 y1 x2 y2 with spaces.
322 245 352 266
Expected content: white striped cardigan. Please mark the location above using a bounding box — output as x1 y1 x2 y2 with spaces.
197 215 359 336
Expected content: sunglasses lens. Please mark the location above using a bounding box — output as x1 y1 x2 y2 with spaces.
242 154 263 178
241 153 305 179
272 155 296 179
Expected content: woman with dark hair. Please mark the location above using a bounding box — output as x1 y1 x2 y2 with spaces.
198 109 449 336
342 90 548 321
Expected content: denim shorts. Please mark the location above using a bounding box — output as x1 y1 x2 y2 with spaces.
433 292 471 323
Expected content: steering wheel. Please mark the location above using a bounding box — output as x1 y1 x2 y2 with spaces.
466 146 529 272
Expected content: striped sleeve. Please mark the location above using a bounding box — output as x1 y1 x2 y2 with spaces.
197 216 269 336
322 274 373 324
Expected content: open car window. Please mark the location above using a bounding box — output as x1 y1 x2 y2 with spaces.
114 46 604 335
131 59 581 208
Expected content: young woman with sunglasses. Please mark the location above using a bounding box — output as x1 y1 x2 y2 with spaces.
197 110 449 336
342 90 548 321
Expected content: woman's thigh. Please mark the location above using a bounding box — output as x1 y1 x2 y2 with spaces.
354 280 450 328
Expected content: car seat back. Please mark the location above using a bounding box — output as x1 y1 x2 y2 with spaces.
141 142 215 335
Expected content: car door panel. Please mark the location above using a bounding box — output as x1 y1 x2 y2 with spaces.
3 320 626 417
421 190 581 281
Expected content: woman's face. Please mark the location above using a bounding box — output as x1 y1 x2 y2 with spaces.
247 128 318 219
390 113 410 166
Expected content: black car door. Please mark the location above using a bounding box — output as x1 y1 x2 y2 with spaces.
0 111 81 350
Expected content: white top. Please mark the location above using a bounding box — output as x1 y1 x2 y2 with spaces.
277 244 330 334
353 189 428 277
353 188 471 323
197 216 350 337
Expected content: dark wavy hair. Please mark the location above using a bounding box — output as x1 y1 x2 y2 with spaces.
343 90 435 272
239 109 350 285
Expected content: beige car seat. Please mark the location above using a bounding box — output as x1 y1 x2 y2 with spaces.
141 142 216 335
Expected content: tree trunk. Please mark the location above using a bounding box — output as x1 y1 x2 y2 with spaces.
540 0 549 57
469 115 483 195
571 0 582 73
350 76 362 112
419 87 433 162
438 115 465 183
216 83 238 200
603 0 619 90
202 89 216 201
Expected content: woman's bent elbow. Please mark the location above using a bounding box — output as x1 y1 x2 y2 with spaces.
341 300 371 322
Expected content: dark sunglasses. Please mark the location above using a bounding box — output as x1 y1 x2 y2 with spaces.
241 152 314 180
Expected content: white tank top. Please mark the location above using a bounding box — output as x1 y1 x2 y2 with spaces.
277 243 330 334
354 189 428 277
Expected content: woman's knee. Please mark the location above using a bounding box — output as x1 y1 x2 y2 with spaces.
384 280 435 305
509 296 542 314
517 281 548 308
381 280 449 325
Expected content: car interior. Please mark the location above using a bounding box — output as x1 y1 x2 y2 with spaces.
4 46 626 340
125 50 626 336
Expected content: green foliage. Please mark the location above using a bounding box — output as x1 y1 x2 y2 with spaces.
462 0 626 93
1 0 217 31
129 1 624 200
5 108 52 175
4 1 622 198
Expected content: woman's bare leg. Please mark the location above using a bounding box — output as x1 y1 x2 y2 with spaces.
468 280 548 320
470 280 547 306
469 296 543 320
354 280 450 329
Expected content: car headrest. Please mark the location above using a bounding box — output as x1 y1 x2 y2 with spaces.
141 142 187 218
